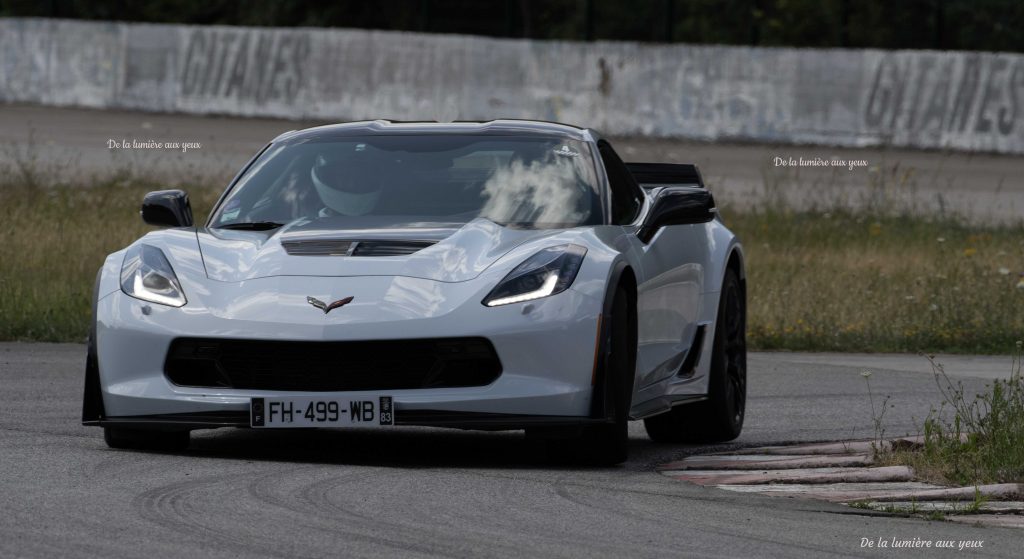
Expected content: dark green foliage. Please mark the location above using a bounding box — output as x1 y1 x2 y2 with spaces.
2 0 1022 53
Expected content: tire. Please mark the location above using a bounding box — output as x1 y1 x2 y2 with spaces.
549 285 635 466
104 427 190 451
644 268 746 443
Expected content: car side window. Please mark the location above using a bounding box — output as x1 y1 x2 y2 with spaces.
598 140 643 224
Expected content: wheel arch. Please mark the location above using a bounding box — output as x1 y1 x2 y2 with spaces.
589 260 638 419
680 233 744 401
605 260 638 350
82 266 106 425
725 245 746 298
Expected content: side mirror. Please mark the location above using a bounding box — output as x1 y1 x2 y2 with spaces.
141 190 193 228
637 187 716 243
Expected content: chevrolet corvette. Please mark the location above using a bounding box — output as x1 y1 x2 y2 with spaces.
82 119 746 464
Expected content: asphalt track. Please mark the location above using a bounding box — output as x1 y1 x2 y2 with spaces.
3 104 1024 222
3 104 1024 556
2 342 1022 558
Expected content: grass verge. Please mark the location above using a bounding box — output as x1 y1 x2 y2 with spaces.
1 169 1023 351
0 171 222 341
872 349 1024 486
731 207 1024 353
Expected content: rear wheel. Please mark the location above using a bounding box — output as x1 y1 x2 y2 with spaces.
644 268 746 443
104 427 190 451
546 285 635 465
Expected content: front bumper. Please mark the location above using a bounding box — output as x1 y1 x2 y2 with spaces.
93 274 603 428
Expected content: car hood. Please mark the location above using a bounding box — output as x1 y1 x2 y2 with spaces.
196 217 561 283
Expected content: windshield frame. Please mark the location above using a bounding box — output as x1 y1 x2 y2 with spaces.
204 133 608 230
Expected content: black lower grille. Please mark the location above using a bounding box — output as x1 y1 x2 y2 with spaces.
164 337 502 391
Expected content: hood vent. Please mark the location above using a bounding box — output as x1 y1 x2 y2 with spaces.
282 239 436 257
281 239 353 256
352 240 436 256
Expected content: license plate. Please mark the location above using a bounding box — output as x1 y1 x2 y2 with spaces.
250 396 394 428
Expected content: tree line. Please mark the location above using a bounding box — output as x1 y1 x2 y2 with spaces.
3 0 1021 53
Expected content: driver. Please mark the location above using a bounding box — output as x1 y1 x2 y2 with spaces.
310 153 383 216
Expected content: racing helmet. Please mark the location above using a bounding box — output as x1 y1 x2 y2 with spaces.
310 154 382 216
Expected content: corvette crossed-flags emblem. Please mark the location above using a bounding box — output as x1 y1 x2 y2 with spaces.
306 296 354 314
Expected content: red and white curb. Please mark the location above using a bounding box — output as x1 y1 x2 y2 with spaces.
658 439 1024 529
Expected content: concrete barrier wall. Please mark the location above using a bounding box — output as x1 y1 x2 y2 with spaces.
2 18 1023 154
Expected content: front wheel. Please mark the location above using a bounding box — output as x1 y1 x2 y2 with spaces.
644 268 746 443
538 285 635 465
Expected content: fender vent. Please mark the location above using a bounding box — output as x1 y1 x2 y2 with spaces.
282 239 435 257
677 324 707 378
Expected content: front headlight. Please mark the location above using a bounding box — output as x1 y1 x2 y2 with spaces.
483 244 587 307
120 244 187 307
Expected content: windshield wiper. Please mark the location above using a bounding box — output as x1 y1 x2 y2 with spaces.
217 221 285 231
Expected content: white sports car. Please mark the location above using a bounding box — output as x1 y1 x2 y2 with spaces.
82 120 746 464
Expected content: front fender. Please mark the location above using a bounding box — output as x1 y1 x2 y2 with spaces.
703 219 744 297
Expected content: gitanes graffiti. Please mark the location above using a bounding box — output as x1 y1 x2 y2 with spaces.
864 53 1023 142
180 28 310 103
4 18 1024 153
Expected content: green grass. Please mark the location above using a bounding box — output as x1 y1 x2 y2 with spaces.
874 352 1024 486
728 207 1024 353
1 168 1023 352
0 170 222 342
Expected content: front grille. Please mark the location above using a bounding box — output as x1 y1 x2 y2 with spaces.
164 337 502 391
281 239 435 257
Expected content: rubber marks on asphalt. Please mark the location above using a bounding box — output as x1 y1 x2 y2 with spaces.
658 439 1024 529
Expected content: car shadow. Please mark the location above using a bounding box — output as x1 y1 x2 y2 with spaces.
156 425 708 471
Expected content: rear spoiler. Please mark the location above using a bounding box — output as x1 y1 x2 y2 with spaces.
625 163 704 189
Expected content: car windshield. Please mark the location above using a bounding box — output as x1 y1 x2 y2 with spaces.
211 135 602 230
